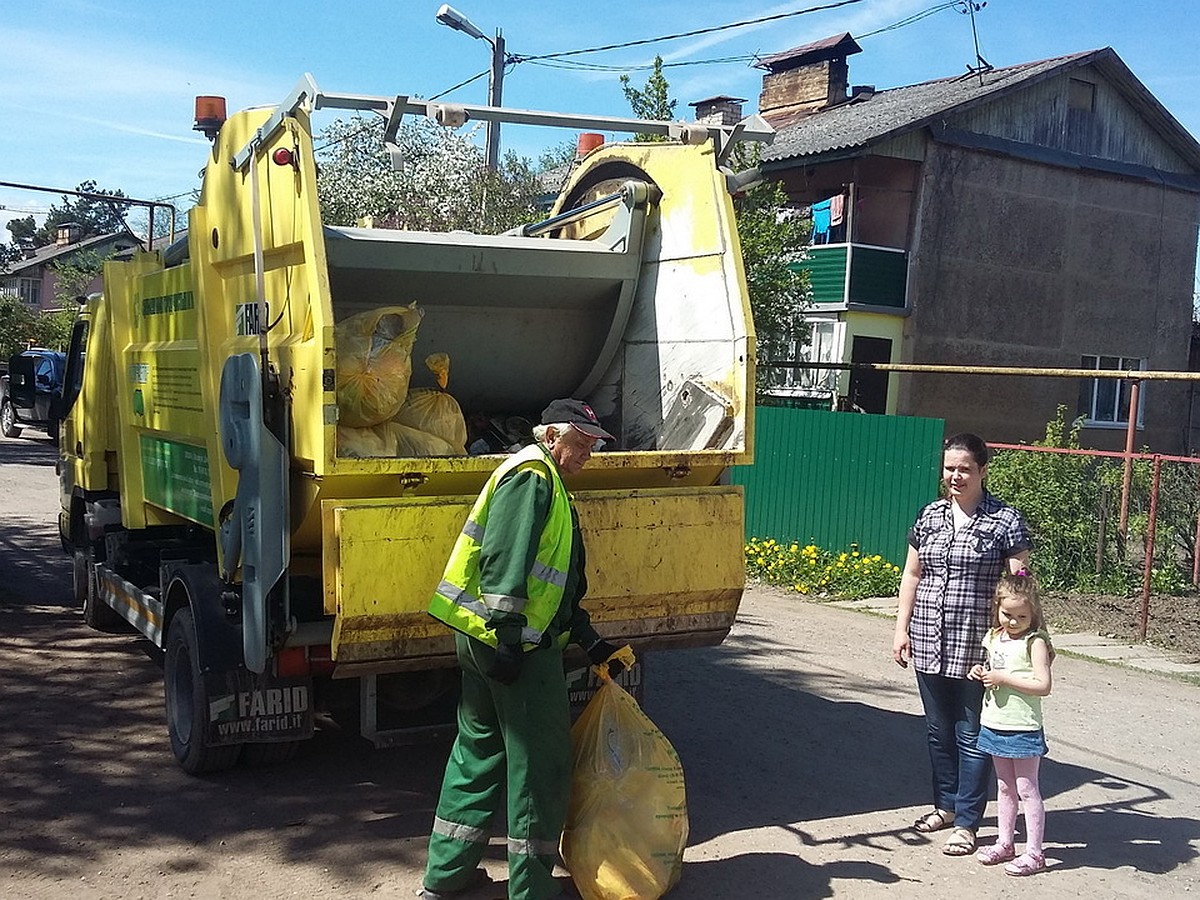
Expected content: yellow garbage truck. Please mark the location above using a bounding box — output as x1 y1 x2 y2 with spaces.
56 75 769 773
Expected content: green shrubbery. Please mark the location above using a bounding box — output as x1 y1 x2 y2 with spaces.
987 407 1197 595
745 538 902 600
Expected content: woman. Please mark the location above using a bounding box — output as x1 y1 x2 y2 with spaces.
892 433 1032 857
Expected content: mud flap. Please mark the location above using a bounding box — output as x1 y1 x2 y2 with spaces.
204 668 314 746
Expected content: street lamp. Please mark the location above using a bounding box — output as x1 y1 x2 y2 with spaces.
435 4 505 171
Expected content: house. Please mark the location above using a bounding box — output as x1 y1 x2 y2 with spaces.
745 35 1200 454
1 224 141 312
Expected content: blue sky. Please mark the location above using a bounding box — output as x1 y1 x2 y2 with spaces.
3 0 1199 237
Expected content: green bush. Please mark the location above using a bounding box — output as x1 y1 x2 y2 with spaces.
987 406 1197 594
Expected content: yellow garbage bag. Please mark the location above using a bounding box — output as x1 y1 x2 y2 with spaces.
336 304 423 427
390 353 468 452
383 421 465 458
336 425 394 458
562 653 688 900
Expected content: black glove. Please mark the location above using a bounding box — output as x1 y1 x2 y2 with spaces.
586 639 625 677
487 642 523 685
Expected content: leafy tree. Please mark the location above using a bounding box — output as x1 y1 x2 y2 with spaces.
5 215 37 246
0 293 38 359
34 181 131 245
315 116 541 234
620 65 810 397
620 56 676 142
538 140 579 173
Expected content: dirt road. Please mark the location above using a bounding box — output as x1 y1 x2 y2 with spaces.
2 433 1198 898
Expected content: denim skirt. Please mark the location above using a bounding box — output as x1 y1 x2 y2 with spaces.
977 726 1048 759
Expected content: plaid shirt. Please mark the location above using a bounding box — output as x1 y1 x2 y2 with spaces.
907 492 1032 678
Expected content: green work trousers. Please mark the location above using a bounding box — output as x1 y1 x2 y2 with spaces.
424 633 570 900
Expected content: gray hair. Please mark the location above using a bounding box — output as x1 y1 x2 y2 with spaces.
533 423 569 443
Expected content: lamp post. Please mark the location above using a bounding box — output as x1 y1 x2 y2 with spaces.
435 4 505 171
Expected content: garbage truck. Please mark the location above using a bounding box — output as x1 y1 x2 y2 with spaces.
56 75 771 773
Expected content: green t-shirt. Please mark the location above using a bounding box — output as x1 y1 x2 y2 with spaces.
980 628 1050 731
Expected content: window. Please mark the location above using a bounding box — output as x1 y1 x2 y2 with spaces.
1068 78 1096 112
16 277 41 307
1077 355 1146 427
764 320 845 397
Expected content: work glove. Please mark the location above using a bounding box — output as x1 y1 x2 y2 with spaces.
487 642 523 685
586 639 626 677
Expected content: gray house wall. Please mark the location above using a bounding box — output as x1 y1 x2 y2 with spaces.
899 140 1199 453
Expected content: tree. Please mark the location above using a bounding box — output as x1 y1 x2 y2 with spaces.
34 181 131 245
0 294 38 359
620 56 676 142
315 116 542 234
619 66 810 397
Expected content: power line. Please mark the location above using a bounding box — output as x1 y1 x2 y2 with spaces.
515 0 867 62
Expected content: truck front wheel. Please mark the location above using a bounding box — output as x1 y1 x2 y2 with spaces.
164 608 240 774
76 548 123 632
1 400 21 438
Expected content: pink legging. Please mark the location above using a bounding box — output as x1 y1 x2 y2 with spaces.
994 756 1044 854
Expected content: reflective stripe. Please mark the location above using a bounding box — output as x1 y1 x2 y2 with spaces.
463 519 485 543
436 580 546 646
482 592 526 614
507 835 561 857
529 560 568 589
433 816 489 845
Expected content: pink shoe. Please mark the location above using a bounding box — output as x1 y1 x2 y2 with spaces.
1004 851 1046 876
976 842 1015 865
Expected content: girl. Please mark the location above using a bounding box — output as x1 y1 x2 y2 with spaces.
968 570 1053 876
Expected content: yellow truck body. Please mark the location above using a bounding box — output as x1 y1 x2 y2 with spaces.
56 77 766 771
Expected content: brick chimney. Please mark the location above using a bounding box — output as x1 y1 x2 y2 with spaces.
690 95 746 127
55 222 83 246
756 33 862 121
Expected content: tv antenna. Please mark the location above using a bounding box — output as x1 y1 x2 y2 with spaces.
957 1 992 85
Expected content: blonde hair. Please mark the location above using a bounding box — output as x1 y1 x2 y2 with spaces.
991 570 1050 642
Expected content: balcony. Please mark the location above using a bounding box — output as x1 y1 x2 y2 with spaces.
791 243 908 311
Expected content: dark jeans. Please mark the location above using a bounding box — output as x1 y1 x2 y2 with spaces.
915 671 992 830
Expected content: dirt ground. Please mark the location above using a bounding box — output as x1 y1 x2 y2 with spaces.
1044 591 1200 663
3 432 1200 899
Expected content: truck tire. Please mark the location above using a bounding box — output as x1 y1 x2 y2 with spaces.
1 400 21 438
164 608 240 774
76 548 124 632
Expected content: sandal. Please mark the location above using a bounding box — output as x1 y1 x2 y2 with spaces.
913 809 954 833
942 827 976 856
1004 851 1046 876
976 842 1016 865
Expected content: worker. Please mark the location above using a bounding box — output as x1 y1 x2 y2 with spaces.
420 398 628 900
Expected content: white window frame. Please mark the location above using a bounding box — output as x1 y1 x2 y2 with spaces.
1079 355 1146 429
765 319 846 398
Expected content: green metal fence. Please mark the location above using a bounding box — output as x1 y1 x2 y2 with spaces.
733 406 944 563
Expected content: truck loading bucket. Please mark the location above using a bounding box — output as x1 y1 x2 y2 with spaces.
322 485 744 672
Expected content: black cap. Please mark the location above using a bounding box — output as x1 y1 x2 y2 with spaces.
540 398 615 441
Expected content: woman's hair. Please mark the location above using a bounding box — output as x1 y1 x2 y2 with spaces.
943 432 989 468
992 570 1049 637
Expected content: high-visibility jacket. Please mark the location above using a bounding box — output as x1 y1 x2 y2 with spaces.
428 443 575 649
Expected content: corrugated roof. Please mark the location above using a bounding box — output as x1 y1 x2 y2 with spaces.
762 51 1096 165
758 47 1200 174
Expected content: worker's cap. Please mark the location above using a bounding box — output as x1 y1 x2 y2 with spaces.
540 398 615 442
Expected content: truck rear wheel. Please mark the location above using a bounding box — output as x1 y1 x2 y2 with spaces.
76 548 124 632
165 608 240 774
1 400 21 438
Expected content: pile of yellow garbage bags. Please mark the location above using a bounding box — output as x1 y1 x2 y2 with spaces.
334 305 468 458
